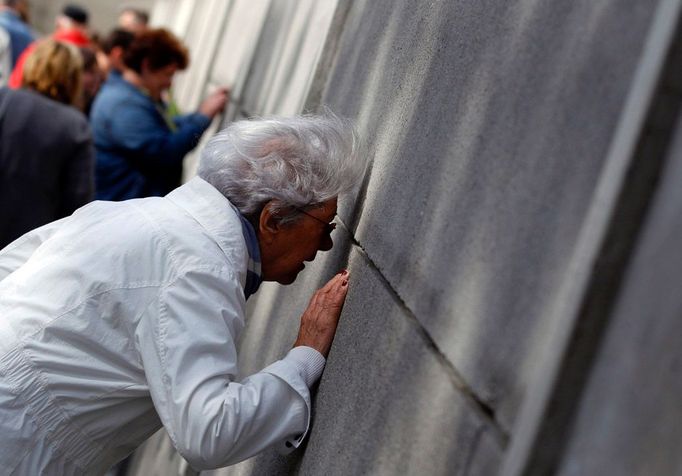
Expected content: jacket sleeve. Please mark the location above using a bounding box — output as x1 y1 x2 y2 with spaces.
0 217 69 281
59 116 95 217
107 100 211 169
135 266 325 470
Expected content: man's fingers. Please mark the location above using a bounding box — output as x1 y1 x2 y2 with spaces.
307 269 350 313
295 270 352 357
321 270 346 292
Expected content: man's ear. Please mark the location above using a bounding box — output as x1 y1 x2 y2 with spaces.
258 201 282 243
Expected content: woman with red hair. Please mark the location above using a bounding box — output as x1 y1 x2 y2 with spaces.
90 28 228 201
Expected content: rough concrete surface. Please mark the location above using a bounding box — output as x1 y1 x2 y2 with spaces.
555 99 682 476
320 0 659 431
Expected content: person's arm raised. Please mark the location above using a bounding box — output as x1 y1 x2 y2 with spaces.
198 87 229 118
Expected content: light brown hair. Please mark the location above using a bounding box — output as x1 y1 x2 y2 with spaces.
22 39 84 106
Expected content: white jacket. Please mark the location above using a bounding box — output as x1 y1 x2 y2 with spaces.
0 177 325 475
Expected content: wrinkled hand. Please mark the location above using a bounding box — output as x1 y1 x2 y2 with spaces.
293 270 350 358
199 87 229 118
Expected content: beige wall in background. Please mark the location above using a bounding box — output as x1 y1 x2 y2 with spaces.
28 0 155 37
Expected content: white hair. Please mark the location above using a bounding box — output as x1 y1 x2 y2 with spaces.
197 112 366 223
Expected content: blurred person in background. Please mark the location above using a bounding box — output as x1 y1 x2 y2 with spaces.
8 3 90 88
0 39 94 247
0 0 35 68
118 5 149 33
51 3 90 46
90 28 228 201
79 45 104 115
99 27 135 80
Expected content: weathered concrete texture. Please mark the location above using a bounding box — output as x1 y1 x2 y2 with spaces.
297 247 504 476
237 0 338 117
208 233 505 476
319 0 660 431
554 102 682 476
499 4 682 472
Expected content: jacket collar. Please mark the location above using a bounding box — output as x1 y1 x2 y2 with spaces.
53 28 90 46
166 177 258 291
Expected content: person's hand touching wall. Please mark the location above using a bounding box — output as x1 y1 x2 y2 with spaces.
199 87 229 118
294 270 350 358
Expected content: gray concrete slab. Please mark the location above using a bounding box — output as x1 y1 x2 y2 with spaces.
319 0 660 431
499 2 682 471
208 240 504 475
238 0 338 117
555 98 682 476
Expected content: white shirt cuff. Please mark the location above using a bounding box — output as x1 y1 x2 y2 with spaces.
261 347 325 454
286 346 326 388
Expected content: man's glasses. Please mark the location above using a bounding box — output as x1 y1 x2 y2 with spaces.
294 207 337 235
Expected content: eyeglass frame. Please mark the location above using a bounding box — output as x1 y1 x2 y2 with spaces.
293 206 337 235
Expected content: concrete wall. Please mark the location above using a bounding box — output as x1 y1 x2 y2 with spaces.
126 0 682 475
556 113 682 475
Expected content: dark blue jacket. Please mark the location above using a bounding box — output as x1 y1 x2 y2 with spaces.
0 10 35 67
90 76 211 201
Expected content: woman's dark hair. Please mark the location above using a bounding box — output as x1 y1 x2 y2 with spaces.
79 46 98 72
122 28 188 73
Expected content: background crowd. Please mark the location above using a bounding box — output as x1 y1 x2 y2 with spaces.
0 1 228 247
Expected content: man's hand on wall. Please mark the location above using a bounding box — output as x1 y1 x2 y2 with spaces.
293 270 350 358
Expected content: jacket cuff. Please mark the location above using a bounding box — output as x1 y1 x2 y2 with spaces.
261 347 326 453
286 346 326 388
186 112 212 131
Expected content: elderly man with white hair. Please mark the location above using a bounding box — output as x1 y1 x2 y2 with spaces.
0 112 366 474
